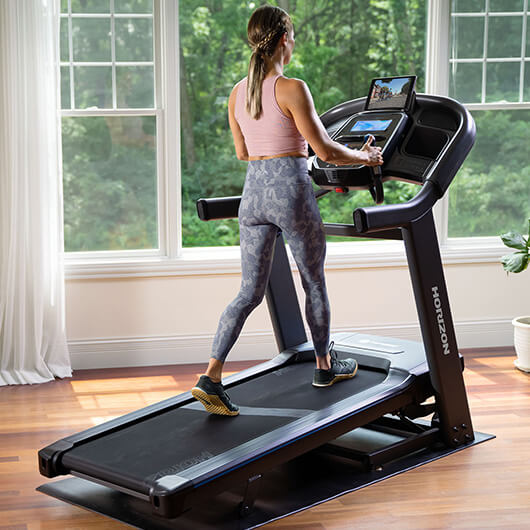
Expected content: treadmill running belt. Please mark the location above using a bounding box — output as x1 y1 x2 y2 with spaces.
227 359 386 409
61 360 386 493
63 409 292 492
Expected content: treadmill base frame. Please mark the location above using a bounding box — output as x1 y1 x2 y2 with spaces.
37 430 493 530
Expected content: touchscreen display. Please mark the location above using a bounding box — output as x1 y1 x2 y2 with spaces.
350 119 392 132
366 76 415 110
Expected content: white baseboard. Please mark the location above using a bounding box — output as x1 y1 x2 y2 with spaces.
68 318 514 370
69 331 275 370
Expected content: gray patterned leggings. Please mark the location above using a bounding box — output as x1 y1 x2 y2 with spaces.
211 157 330 362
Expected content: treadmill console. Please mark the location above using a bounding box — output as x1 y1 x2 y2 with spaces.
311 76 416 195
315 111 408 173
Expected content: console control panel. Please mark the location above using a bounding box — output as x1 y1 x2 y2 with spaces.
311 111 409 190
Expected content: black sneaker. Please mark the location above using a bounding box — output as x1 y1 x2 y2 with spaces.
191 375 240 416
312 342 358 387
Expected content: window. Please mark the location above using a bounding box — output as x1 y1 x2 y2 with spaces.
60 1 527 274
448 0 530 237
179 0 427 247
60 0 159 252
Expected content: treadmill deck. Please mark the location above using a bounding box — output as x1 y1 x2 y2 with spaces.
61 355 387 492
41 333 431 516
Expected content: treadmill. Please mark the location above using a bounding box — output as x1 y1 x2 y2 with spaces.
38 76 493 528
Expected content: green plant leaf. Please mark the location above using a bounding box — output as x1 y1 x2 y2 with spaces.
501 251 529 273
500 231 527 250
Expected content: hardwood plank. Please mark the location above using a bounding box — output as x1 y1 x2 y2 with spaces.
460 346 515 358
1 355 529 528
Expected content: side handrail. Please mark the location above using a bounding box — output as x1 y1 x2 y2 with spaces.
352 181 439 233
197 183 437 234
196 189 330 221
196 196 241 221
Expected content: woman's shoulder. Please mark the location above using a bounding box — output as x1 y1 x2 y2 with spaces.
234 77 247 89
277 75 306 87
230 77 247 100
276 76 311 102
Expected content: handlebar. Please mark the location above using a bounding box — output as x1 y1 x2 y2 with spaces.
197 181 440 233
363 134 384 205
196 196 241 221
352 181 439 232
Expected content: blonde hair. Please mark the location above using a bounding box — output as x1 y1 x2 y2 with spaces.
246 5 292 120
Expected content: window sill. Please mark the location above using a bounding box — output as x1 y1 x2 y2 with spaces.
64 236 508 280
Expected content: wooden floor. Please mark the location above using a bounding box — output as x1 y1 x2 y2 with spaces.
1 349 529 529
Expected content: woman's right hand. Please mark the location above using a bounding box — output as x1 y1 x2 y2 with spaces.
359 135 383 167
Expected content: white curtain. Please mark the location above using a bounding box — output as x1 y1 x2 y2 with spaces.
0 0 72 385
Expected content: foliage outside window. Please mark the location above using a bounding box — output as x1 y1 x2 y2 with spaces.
59 0 528 255
179 0 427 247
60 0 158 252
448 0 530 237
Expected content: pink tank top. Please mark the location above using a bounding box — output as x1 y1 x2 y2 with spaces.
234 75 308 157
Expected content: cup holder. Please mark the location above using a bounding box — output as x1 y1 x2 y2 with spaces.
403 126 449 160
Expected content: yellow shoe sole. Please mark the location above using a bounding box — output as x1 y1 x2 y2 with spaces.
312 362 358 388
191 387 239 416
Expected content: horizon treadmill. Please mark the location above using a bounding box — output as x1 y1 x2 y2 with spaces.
38 76 493 529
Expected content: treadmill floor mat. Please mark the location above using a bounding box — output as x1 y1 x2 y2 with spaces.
38 430 494 529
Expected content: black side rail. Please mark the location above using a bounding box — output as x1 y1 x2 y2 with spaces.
197 183 438 235
197 196 241 220
353 180 439 233
196 190 330 222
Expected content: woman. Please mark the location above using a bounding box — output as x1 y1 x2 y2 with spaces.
192 5 383 416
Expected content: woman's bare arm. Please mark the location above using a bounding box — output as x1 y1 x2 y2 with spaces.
277 78 383 166
228 84 249 161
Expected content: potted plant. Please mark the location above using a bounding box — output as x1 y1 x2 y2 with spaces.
501 219 530 372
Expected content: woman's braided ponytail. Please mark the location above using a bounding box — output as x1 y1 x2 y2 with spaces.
246 6 292 120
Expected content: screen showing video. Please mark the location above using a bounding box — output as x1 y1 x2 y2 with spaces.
366 76 415 110
350 119 392 132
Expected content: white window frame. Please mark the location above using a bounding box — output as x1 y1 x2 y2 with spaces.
431 0 530 264
65 0 519 280
449 0 529 106
63 0 181 273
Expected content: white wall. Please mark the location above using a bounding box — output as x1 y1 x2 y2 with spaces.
66 256 529 369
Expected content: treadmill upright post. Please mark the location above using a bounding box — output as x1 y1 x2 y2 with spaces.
265 231 308 352
402 210 474 447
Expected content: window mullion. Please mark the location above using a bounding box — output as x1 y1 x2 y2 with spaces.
67 0 74 109
158 0 181 259
153 1 165 256
110 0 117 109
520 0 528 102
426 0 450 96
426 0 450 246
482 1 489 104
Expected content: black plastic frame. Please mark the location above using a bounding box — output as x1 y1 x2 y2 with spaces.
311 109 410 192
315 93 475 196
